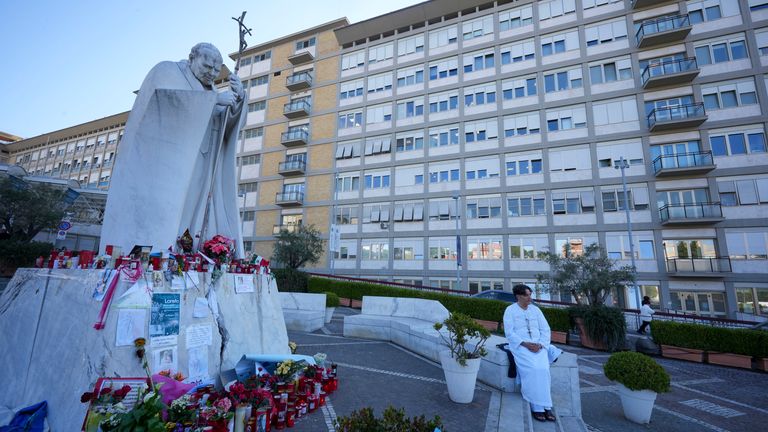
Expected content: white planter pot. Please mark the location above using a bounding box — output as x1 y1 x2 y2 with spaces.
325 307 335 324
439 350 481 403
617 383 657 424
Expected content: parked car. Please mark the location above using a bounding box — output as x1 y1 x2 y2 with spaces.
470 290 517 303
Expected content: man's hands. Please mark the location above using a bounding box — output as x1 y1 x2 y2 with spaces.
216 74 245 107
522 341 542 353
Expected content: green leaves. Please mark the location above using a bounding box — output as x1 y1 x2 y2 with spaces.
436 312 491 366
604 351 670 393
335 406 444 431
272 224 325 269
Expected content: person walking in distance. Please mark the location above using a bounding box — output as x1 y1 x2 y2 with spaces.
638 296 655 334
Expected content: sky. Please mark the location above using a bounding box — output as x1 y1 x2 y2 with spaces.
0 0 424 139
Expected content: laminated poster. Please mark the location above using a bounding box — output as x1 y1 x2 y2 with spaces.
149 293 180 337
234 274 254 293
115 309 147 347
153 346 178 372
188 345 209 382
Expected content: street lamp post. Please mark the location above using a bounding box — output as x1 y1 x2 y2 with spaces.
452 192 461 291
238 191 248 248
615 156 640 309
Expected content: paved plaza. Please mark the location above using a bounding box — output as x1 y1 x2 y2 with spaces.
290 307 768 432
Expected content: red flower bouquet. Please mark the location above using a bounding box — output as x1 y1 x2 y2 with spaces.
202 234 235 264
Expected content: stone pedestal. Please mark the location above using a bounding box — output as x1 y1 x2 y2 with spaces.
0 268 288 430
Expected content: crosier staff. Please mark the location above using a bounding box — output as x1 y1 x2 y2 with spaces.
198 12 252 256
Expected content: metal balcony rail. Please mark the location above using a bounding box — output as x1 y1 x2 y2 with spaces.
666 256 732 273
641 57 698 85
278 160 307 172
659 202 722 222
286 72 313 86
652 150 713 173
647 103 705 128
281 129 309 142
275 191 304 202
283 99 311 114
636 14 690 44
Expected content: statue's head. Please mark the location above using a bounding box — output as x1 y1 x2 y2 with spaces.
189 43 223 87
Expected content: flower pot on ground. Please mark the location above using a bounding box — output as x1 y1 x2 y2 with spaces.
707 352 753 369
604 351 670 424
570 305 626 352
325 291 339 324
434 312 491 403
550 330 568 344
660 345 705 362
757 358 768 372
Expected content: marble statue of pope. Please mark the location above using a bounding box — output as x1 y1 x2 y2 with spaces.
100 43 246 258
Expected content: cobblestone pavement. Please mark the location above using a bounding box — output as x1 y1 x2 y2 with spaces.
286 308 768 432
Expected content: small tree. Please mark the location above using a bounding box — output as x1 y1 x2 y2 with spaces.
271 224 325 269
536 243 635 306
0 177 66 242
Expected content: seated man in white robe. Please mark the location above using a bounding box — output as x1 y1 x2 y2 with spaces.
503 284 558 422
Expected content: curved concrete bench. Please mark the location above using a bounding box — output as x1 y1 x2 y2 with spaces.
343 296 582 421
280 292 325 332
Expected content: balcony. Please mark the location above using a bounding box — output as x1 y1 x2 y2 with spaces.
280 129 309 147
652 151 715 177
288 50 314 65
641 58 699 89
285 71 313 91
659 202 724 225
283 99 311 119
666 257 731 277
631 0 669 9
275 191 304 206
636 14 691 48
273 224 301 235
278 160 306 176
647 103 706 132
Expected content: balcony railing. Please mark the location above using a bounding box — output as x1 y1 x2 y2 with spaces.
652 151 715 176
280 129 309 147
278 160 307 176
273 224 302 235
286 72 313 90
666 257 732 274
641 57 699 88
275 191 304 206
647 103 706 131
631 0 668 9
636 14 691 47
283 100 311 118
659 202 723 224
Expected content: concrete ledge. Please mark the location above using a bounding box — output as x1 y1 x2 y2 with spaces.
343 295 582 421
280 292 325 332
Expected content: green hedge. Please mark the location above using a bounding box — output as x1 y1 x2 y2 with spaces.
272 268 309 292
325 291 340 308
652 320 768 358
0 241 53 274
308 277 567 330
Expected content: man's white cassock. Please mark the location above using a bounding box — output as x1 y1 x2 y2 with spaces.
100 60 246 257
503 303 553 408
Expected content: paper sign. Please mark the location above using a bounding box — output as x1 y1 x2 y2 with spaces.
150 293 180 337
188 346 209 381
193 297 210 318
186 323 213 348
153 346 177 372
170 274 186 290
234 275 254 293
115 309 147 346
152 335 178 348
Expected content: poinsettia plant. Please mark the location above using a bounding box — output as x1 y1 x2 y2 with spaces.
202 234 235 263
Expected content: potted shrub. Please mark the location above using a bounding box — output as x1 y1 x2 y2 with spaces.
325 291 339 324
541 307 570 344
651 321 707 363
537 243 634 352
434 312 491 403
604 351 670 424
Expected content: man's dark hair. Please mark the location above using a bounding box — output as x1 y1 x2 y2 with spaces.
512 284 531 296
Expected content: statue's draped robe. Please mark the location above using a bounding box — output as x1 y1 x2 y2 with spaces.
100 60 246 257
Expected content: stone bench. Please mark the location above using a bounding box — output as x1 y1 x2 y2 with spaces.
343 296 582 422
280 292 325 332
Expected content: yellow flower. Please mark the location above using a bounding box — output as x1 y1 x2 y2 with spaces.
134 338 146 347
